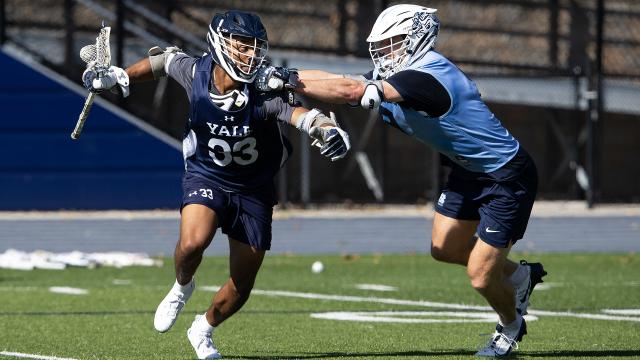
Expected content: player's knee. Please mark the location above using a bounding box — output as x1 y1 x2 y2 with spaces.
467 267 498 292
430 245 449 262
430 244 460 264
231 279 255 300
178 234 208 255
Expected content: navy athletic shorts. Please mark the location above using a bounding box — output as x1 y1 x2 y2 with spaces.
435 148 538 248
181 173 277 251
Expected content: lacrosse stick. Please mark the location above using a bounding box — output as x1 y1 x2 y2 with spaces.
71 24 111 140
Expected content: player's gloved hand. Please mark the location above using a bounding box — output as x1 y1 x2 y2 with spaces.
360 80 383 110
309 125 351 161
255 65 299 92
82 65 130 97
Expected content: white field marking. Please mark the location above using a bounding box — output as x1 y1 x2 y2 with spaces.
201 285 640 323
311 311 539 324
623 281 640 286
354 284 398 292
200 286 222 292
0 351 77 360
201 286 492 311
527 309 640 322
112 279 131 285
48 287 88 295
533 282 562 291
601 309 640 315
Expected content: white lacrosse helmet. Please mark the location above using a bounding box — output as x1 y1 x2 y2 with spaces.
367 4 439 79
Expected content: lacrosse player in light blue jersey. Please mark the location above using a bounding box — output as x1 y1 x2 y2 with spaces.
257 4 547 357
83 10 350 359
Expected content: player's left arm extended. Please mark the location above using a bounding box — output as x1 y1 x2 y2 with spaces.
289 107 351 161
296 73 403 110
255 67 402 110
84 46 179 94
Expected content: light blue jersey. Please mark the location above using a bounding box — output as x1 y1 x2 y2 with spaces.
378 51 519 173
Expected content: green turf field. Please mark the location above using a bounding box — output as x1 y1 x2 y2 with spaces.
1 253 639 359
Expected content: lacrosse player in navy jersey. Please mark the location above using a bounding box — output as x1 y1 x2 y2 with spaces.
258 4 547 357
83 10 350 359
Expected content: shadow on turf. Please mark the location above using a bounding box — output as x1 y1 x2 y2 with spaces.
517 350 640 357
224 350 476 359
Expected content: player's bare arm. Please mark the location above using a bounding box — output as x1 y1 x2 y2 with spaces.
257 67 403 110
124 58 155 83
296 74 403 105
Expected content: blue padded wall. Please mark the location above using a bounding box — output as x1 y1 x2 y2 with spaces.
0 49 183 210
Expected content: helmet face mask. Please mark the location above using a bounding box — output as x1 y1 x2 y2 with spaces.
207 11 269 83
367 4 439 79
369 35 410 79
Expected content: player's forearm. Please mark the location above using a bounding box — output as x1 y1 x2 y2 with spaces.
297 70 344 80
125 58 155 83
296 78 365 104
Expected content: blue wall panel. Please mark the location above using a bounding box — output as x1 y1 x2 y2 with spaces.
0 50 184 210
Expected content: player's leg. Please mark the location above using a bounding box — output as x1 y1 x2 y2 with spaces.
174 204 219 284
154 204 219 333
213 238 264 325
475 149 544 357
188 188 274 359
430 212 478 265
471 238 528 357
187 238 265 360
467 239 517 325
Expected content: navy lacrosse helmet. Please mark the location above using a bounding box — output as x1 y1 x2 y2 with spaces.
207 11 269 83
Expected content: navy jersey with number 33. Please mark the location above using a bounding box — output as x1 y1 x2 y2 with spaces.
175 54 293 192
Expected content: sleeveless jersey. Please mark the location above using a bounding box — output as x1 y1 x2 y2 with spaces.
183 55 291 191
378 51 519 173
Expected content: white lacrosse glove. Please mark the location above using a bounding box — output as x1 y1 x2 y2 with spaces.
82 65 130 97
296 109 351 161
309 125 351 161
360 80 383 110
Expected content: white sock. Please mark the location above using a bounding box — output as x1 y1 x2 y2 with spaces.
172 278 194 296
508 264 528 286
195 313 214 333
501 314 523 337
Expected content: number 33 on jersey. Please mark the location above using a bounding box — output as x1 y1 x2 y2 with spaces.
182 54 292 192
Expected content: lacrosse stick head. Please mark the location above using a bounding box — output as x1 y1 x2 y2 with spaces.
80 26 111 69
80 45 96 63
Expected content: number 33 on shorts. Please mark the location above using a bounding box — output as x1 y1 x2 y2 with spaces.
188 188 213 199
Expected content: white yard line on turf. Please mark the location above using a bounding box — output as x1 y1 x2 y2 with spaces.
48 287 88 295
201 286 640 322
311 311 540 323
354 284 398 291
601 309 640 315
0 351 77 360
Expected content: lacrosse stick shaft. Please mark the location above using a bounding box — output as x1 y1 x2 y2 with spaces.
71 92 96 140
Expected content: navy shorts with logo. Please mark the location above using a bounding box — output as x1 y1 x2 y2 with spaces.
435 148 538 248
181 173 277 251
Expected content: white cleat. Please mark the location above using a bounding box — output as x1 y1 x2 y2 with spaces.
153 279 194 333
187 315 222 359
476 319 527 357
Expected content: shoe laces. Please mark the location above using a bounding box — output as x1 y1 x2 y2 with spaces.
194 330 215 350
481 330 518 355
165 294 186 317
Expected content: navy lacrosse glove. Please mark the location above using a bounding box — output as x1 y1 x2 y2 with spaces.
255 65 299 92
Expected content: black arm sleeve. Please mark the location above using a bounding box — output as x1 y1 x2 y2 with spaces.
385 70 451 117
